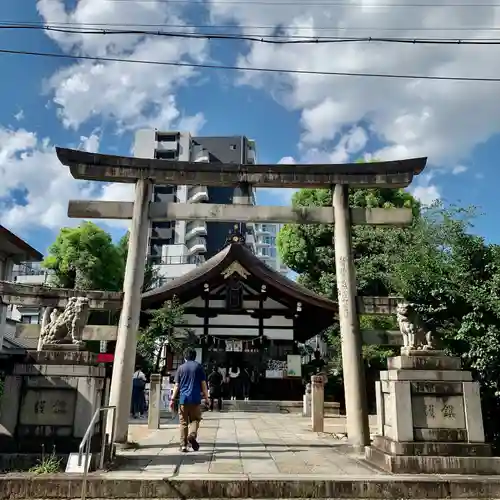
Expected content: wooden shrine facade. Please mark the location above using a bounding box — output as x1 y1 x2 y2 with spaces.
141 231 338 400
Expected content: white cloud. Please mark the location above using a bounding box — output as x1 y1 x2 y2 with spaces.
37 0 208 131
412 184 441 206
14 110 24 122
208 0 500 167
278 156 296 165
0 128 95 231
410 171 441 206
79 132 100 153
0 127 134 233
452 165 468 175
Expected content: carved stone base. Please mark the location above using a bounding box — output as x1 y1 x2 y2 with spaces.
366 351 491 474
365 442 500 474
0 351 105 454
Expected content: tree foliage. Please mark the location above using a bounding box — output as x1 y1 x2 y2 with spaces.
43 222 125 291
279 188 500 449
138 297 197 371
43 223 158 293
386 204 500 448
277 187 420 298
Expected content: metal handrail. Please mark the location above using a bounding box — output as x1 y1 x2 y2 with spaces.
78 405 116 500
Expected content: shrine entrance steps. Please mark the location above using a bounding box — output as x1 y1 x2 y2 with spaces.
223 400 280 413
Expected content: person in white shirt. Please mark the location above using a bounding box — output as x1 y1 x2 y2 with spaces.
131 366 147 419
228 365 240 400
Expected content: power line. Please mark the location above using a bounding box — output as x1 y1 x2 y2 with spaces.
64 0 500 6
1 46 500 82
3 19 500 33
5 23 500 44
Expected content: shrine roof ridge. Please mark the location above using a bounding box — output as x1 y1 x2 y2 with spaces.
141 241 338 313
56 147 427 189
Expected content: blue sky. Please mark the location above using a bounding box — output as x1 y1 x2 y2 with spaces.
0 0 499 255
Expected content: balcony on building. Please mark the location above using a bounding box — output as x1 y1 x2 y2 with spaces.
11 262 52 285
147 253 205 266
254 223 276 236
187 185 209 203
156 132 180 156
185 220 207 241
247 146 256 165
187 236 207 255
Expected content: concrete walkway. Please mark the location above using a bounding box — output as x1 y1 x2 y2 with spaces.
112 412 382 477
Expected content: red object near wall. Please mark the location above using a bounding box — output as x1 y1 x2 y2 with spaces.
97 353 114 363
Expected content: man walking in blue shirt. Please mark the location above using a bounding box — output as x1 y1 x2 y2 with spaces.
170 349 210 452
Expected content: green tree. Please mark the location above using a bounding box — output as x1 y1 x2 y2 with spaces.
387 204 500 448
138 297 196 371
277 186 420 299
277 180 419 405
43 222 124 291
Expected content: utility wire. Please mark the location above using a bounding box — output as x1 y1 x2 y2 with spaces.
3 20 500 33
1 46 500 82
4 23 500 44
60 0 500 6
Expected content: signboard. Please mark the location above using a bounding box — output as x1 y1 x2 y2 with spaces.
97 353 114 363
225 340 243 352
19 389 76 426
287 355 301 377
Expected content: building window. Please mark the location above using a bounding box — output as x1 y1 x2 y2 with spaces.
156 150 177 160
230 144 237 150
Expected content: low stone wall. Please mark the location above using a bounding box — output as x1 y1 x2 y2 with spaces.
2 474 500 499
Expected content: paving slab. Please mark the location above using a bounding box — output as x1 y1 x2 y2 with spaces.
114 412 381 478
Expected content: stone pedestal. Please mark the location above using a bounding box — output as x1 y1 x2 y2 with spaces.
0 350 105 460
311 375 324 432
365 350 500 474
148 374 161 430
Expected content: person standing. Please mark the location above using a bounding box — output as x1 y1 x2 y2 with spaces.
170 349 210 453
228 365 240 400
208 365 223 411
241 366 251 401
131 365 147 419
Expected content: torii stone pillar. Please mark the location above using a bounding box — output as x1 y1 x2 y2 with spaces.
108 178 152 444
333 184 370 451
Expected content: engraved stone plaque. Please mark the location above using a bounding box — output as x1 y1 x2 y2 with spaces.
412 395 465 429
19 389 76 427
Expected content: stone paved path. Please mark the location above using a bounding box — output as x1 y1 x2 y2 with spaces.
111 412 383 477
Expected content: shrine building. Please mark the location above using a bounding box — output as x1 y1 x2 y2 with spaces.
141 227 338 400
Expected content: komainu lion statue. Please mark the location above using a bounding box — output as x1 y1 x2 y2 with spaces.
396 302 434 352
39 296 90 348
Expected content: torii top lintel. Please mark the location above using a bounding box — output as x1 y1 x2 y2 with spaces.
56 147 427 189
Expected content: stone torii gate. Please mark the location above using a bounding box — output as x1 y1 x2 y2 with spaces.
56 147 427 449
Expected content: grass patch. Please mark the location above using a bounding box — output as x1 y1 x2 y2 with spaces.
28 453 62 475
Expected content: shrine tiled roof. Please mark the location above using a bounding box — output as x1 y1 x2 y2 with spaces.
142 242 337 313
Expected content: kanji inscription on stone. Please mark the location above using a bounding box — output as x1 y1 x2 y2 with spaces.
412 395 465 429
424 404 435 419
441 403 456 419
19 389 76 426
